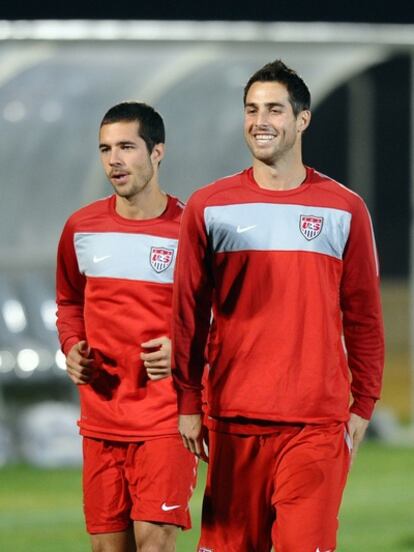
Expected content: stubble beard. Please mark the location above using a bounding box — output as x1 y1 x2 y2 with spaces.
248 132 297 166
112 164 154 201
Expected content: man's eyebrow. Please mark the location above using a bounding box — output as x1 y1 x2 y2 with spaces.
245 102 286 107
245 102 285 108
266 102 285 108
99 140 136 148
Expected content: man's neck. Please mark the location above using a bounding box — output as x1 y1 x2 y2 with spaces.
115 186 168 220
252 157 307 191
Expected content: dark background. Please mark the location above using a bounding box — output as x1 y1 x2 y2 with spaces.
2 1 413 23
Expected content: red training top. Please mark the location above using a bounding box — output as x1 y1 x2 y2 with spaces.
172 167 384 426
56 194 184 441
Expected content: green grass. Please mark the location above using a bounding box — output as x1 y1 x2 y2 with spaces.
339 442 414 551
0 441 413 551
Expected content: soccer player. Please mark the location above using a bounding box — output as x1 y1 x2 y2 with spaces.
173 60 384 551
56 102 197 552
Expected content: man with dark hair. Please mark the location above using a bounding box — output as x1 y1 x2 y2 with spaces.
56 102 196 552
173 60 384 551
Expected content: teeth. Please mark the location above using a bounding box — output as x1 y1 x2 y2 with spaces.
255 134 274 141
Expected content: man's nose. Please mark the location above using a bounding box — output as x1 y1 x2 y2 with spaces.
109 149 121 165
255 110 269 126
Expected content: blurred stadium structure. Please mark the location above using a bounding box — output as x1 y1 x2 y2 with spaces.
0 20 413 464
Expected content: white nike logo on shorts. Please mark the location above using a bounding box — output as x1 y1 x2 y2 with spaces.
161 502 181 511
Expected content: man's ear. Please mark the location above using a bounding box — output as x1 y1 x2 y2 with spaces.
297 110 311 133
151 143 165 165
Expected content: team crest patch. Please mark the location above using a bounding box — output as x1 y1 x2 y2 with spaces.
300 215 324 240
150 247 174 273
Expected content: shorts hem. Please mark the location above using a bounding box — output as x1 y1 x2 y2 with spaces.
87 522 132 535
132 512 191 531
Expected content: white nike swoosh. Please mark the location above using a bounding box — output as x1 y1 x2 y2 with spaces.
236 224 257 233
161 502 181 511
93 255 111 263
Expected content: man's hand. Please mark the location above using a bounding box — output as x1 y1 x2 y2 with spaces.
66 340 93 385
141 336 171 381
179 413 204 458
348 412 370 466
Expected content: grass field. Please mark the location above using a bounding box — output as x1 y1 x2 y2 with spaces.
0 441 413 551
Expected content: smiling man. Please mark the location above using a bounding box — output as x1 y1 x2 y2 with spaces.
173 60 384 551
56 102 196 552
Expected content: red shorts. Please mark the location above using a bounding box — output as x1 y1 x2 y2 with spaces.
198 422 351 552
83 435 197 534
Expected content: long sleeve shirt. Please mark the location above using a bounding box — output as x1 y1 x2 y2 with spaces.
172 167 384 426
56 194 184 440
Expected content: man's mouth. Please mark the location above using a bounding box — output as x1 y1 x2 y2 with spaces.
110 172 129 183
253 133 276 144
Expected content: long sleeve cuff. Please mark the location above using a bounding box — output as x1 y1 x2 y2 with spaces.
350 395 377 420
177 388 203 415
62 336 81 356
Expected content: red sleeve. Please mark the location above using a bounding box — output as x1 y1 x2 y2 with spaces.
172 194 213 414
340 197 384 420
55 219 86 355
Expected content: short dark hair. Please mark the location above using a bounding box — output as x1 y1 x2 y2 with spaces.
243 60 311 116
100 102 165 153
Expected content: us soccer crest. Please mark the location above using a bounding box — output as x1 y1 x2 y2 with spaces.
150 247 174 273
300 214 324 240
